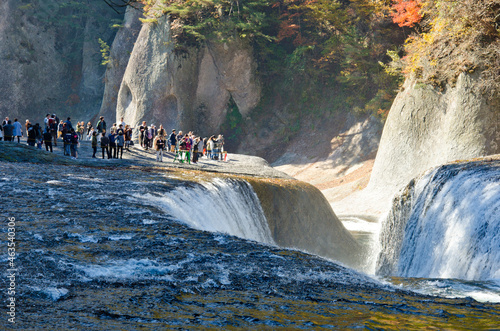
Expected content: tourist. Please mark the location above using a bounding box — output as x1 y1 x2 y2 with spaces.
100 129 110 159
34 123 43 149
169 129 177 152
148 125 156 148
158 124 165 137
86 121 93 139
25 119 30 133
109 130 117 158
44 114 50 129
43 128 53 153
58 120 64 139
3 120 14 141
124 125 133 150
139 121 147 147
26 124 36 146
116 124 124 135
96 116 107 138
143 124 151 150
0 123 3 141
65 117 73 131
63 129 72 156
119 117 126 129
13 119 22 143
153 133 166 162
207 136 215 159
176 130 183 151
110 123 117 134
197 136 204 159
91 131 98 158
77 121 84 141
49 115 58 146
70 128 78 158
116 130 125 159
192 137 200 163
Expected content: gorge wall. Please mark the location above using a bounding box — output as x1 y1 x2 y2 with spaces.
368 73 500 194
0 0 120 123
114 15 261 137
333 74 500 218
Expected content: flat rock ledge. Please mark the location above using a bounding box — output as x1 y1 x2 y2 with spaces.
0 140 293 180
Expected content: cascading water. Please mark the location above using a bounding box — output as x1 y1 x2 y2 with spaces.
376 161 500 281
133 178 275 244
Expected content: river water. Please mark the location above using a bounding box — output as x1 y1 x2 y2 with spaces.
0 161 499 329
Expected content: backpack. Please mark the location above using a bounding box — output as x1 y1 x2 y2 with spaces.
96 120 102 132
64 133 72 144
27 127 36 139
71 133 78 144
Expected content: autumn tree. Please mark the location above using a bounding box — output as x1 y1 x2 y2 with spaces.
391 0 422 27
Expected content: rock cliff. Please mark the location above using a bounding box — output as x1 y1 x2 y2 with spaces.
0 0 120 123
369 73 499 194
116 15 260 136
333 74 500 218
99 6 143 122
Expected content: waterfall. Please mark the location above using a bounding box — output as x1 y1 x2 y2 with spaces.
376 161 500 281
135 178 275 244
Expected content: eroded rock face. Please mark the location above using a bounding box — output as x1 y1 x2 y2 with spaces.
0 0 64 122
99 6 143 122
368 73 500 194
0 0 120 123
116 16 261 136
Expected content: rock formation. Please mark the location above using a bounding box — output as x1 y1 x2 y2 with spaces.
0 0 120 123
99 6 143 122
368 73 499 194
116 15 261 136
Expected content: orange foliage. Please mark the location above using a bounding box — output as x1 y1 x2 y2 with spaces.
391 0 422 28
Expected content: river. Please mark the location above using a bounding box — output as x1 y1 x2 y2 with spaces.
0 161 498 329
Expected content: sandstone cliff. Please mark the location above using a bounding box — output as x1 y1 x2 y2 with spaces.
116 15 261 136
368 73 499 193
100 6 142 122
333 73 500 218
0 0 120 123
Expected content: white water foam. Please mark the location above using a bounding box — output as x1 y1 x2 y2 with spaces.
132 178 275 244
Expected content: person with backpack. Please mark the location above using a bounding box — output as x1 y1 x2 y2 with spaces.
63 130 72 156
49 115 58 146
108 131 117 158
70 128 79 158
169 129 177 153
26 124 36 146
91 131 98 158
100 129 111 159
2 120 14 142
43 128 53 153
34 123 43 149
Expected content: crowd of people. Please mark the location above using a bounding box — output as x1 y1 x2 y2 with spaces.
1 114 226 164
